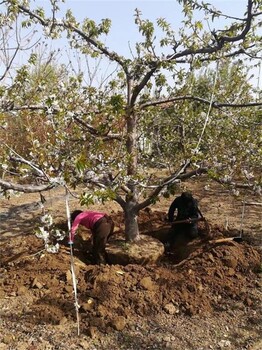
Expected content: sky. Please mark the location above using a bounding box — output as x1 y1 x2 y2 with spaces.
34 0 251 56
35 0 262 89
1 0 261 89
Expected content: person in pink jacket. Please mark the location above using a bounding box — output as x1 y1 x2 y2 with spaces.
69 210 114 264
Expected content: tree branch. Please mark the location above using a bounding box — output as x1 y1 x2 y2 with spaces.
140 95 262 110
242 201 262 206
17 4 129 74
212 177 256 189
166 0 256 62
0 178 55 193
219 0 253 43
136 163 208 211
1 104 122 141
8 156 48 179
0 45 20 82
130 64 158 107
73 115 122 141
174 45 261 64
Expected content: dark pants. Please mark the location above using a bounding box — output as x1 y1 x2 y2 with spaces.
167 222 198 248
92 215 114 264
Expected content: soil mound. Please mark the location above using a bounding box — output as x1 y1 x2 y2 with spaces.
1 211 260 337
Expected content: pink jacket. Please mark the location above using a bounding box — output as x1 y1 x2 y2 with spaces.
69 211 105 242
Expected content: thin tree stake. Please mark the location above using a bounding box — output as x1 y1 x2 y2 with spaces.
239 199 246 238
65 186 80 336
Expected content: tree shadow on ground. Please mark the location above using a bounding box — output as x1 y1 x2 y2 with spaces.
0 202 42 240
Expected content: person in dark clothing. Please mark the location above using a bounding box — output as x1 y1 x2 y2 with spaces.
69 210 115 264
166 192 201 249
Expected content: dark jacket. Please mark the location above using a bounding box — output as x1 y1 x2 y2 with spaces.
168 193 200 222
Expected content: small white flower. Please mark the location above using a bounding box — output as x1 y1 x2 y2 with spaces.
40 214 53 226
55 18 63 25
33 139 40 147
36 227 49 242
53 229 66 241
232 189 239 196
243 169 254 180
66 111 74 118
45 243 59 253
223 175 232 182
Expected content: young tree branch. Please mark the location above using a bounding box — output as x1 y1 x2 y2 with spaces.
136 162 209 211
140 95 262 110
0 179 55 193
166 0 256 62
16 3 129 74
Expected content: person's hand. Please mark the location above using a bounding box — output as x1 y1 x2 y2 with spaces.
187 218 192 224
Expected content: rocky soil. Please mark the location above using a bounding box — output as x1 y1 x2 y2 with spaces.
0 178 261 350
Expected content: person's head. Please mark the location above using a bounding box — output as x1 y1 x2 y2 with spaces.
71 210 83 223
181 192 193 201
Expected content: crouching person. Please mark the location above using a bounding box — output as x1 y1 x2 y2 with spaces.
69 210 114 264
166 192 201 251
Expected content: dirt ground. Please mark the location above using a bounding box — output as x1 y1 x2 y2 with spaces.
0 178 261 350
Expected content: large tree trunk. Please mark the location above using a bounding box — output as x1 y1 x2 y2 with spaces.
124 208 139 242
124 198 140 241
126 111 137 176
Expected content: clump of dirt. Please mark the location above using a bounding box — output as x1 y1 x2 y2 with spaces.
1 211 260 338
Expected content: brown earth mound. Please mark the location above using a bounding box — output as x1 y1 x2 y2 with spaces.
0 181 261 349
1 211 260 339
